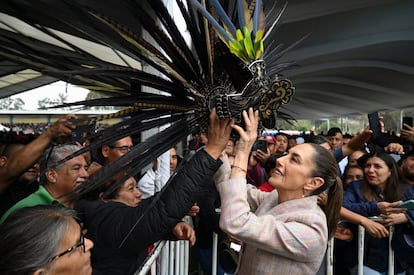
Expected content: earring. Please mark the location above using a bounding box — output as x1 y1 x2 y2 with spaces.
302 189 306 198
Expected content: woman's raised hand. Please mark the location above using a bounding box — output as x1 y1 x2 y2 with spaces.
232 108 259 154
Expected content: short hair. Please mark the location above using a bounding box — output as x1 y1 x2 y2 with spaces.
343 133 353 139
42 144 82 171
40 144 81 183
0 205 77 275
275 132 289 140
306 135 329 145
327 127 342 137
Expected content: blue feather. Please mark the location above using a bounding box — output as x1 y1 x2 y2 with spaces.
188 0 231 41
237 0 245 29
253 0 262 35
210 0 237 37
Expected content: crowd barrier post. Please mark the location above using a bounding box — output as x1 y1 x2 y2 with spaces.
357 217 394 275
326 237 334 275
212 232 218 275
135 240 167 275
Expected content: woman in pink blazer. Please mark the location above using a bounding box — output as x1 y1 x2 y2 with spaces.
215 108 343 274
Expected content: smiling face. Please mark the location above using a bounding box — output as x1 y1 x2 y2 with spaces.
45 219 93 275
364 156 391 189
268 143 323 201
46 154 89 201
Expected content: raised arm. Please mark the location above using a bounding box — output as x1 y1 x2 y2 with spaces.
0 115 75 192
230 108 259 178
341 129 372 157
111 108 234 249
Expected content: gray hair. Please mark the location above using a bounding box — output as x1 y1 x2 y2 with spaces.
0 205 77 275
43 144 82 171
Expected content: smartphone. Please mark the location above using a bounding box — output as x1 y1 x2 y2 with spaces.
257 139 268 152
368 112 381 139
69 117 96 144
402 116 413 130
397 199 414 210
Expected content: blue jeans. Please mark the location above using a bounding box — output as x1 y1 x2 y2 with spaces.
349 265 406 275
194 246 226 275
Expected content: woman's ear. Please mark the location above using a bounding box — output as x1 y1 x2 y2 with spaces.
33 268 48 275
304 176 324 192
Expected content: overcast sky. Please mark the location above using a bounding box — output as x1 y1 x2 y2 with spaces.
11 81 89 110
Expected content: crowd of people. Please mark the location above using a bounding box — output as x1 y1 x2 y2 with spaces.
0 111 414 275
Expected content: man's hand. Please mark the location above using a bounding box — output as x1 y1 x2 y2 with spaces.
384 143 404 154
334 226 353 241
204 108 234 159
172 222 196 246
44 115 76 143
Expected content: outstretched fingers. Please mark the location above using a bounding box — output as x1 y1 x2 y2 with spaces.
232 108 259 153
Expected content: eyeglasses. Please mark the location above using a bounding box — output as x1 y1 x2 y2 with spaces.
49 234 85 262
108 145 133 154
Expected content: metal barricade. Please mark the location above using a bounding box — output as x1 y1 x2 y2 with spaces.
357 217 394 275
326 217 395 275
135 216 193 275
136 217 396 275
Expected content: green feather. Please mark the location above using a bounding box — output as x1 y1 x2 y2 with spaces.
243 26 254 59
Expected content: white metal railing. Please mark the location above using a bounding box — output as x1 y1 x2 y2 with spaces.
326 217 395 275
137 217 396 275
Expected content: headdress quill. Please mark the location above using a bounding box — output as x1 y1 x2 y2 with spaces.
0 0 305 244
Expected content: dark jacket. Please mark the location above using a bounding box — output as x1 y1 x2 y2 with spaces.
342 180 414 272
75 149 222 275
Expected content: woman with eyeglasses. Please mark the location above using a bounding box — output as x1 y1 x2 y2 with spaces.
0 205 94 275
74 109 233 275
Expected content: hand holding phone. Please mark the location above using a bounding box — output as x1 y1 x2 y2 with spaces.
368 112 381 139
397 199 414 210
402 116 413 130
257 139 268 152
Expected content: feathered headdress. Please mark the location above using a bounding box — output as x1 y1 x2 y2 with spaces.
0 0 303 198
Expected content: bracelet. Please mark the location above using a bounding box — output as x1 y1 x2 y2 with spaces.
231 165 247 173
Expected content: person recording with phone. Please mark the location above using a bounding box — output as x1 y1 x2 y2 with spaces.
401 121 414 144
